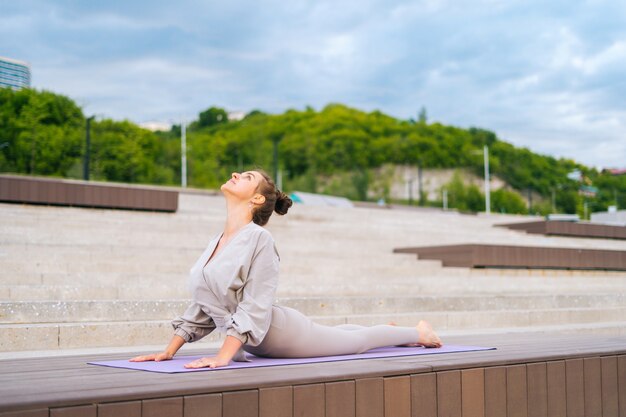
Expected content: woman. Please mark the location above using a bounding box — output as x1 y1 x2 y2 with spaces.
131 169 442 369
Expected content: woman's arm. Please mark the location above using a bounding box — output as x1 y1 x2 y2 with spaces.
130 302 215 362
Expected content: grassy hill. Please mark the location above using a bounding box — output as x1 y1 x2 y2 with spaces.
1 88 624 216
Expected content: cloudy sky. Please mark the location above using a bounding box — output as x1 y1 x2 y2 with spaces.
2 0 625 169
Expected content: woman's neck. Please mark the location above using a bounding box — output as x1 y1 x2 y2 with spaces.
223 199 253 238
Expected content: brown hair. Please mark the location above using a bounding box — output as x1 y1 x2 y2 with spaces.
252 169 293 226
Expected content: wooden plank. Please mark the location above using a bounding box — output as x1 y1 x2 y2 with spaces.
461 368 485 417
546 361 566 417
0 410 48 417
565 359 585 417
0 175 178 212
526 362 547 417
183 394 222 417
97 401 141 417
410 373 437 417
223 390 258 417
355 378 384 417
484 366 506 417
583 357 602 417
259 387 291 417
617 355 626 417
325 380 355 417
600 357 618 417
384 375 411 417
393 244 626 270
1 334 625 412
142 397 183 417
293 384 324 417
437 370 461 417
506 365 528 417
50 405 97 417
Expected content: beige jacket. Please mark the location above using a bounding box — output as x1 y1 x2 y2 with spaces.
171 221 280 358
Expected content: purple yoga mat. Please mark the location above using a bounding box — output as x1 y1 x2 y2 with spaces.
88 344 495 373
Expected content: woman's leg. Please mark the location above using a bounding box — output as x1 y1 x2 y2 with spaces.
244 305 425 359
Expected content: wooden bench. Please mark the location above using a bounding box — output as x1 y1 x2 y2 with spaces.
0 332 624 416
0 174 178 212
496 220 626 240
393 244 626 270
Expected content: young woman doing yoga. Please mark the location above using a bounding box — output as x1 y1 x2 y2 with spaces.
130 169 442 369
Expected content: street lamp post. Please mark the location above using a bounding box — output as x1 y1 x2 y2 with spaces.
83 116 95 181
483 145 491 215
272 136 280 184
181 120 187 188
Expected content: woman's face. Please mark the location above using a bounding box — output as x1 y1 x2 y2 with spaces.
221 171 264 201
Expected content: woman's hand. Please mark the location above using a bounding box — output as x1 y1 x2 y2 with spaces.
129 351 173 362
184 356 231 369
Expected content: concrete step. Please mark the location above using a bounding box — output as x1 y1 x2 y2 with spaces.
3 295 626 324
2 313 625 352
0 316 339 351
1 285 190 301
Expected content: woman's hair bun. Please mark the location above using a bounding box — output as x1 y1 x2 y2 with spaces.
274 191 293 215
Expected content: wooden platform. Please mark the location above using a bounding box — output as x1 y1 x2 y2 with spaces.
0 174 178 212
0 333 624 416
393 244 626 271
496 220 626 240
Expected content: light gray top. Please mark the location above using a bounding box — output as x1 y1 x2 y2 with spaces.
171 221 281 354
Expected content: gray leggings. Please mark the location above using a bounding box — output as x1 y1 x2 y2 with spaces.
243 305 421 358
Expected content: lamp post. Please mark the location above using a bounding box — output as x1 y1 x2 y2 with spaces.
483 145 490 215
272 136 280 184
181 120 187 188
83 116 95 181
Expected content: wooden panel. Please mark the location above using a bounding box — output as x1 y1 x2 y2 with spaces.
526 362 547 417
184 394 222 417
223 390 259 417
50 405 97 417
260 387 292 417
600 357 618 417
411 373 437 417
484 366 507 417
293 384 324 417
498 220 626 240
0 174 178 212
397 244 626 270
97 401 141 417
384 375 411 417
437 370 461 417
356 378 384 417
565 359 585 417
142 397 183 417
618 356 626 417
583 357 602 417
547 361 567 417
506 365 528 417
325 380 355 417
461 368 485 417
0 410 48 417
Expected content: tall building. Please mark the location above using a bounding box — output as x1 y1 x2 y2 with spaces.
0 56 31 90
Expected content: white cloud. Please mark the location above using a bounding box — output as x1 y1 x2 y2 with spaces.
1 0 624 168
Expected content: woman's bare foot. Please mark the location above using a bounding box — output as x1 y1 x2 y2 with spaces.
388 321 423 347
416 320 442 348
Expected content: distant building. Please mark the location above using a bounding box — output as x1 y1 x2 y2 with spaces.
227 111 246 121
0 56 31 90
601 168 626 176
139 121 173 132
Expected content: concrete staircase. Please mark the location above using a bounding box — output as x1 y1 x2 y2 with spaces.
1 189 626 355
